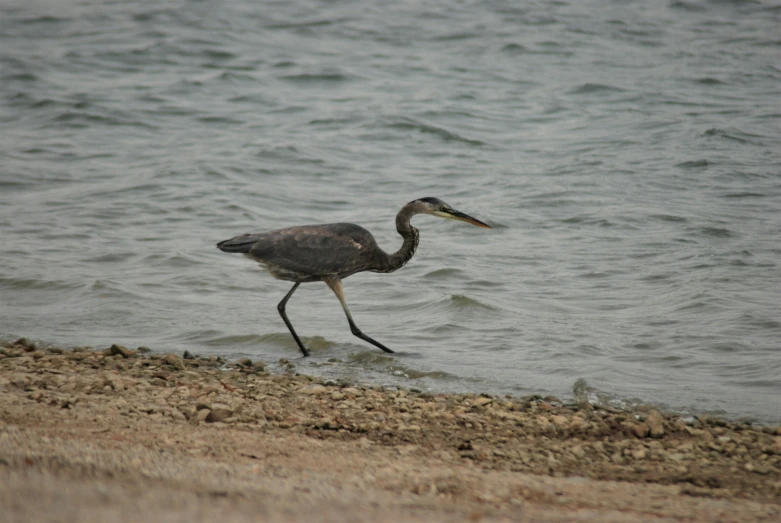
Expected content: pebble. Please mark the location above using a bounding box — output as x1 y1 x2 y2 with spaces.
13 337 31 348
9 374 32 388
106 344 132 358
632 423 650 438
163 354 185 370
473 397 493 407
550 415 570 429
206 408 233 423
646 410 665 439
300 384 327 395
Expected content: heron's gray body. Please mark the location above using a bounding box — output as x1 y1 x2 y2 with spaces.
218 222 416 282
216 197 488 357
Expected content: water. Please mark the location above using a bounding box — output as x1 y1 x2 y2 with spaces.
2 0 780 423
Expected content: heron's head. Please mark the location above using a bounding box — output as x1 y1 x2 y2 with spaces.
408 197 491 228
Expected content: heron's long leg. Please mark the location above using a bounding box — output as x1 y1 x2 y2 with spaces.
277 282 309 357
325 278 395 354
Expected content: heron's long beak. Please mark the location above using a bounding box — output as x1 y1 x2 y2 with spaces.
433 209 492 228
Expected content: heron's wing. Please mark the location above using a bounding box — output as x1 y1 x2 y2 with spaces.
246 223 380 279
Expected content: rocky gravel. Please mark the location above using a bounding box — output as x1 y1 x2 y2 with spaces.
1 338 780 522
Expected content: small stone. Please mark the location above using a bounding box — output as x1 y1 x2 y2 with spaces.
196 409 211 422
28 390 45 402
632 423 650 438
206 408 233 423
775 426 781 436
331 392 345 401
474 397 493 407
238 358 253 368
47 347 64 354
551 415 570 429
163 354 185 370
136 346 151 354
107 344 131 358
647 410 665 439
9 374 32 388
300 384 327 395
14 338 36 352
182 350 195 360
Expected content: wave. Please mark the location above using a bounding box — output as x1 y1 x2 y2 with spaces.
379 117 485 146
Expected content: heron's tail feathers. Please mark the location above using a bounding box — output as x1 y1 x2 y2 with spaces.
216 234 262 253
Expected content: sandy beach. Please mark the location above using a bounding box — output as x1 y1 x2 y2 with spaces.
1 338 779 522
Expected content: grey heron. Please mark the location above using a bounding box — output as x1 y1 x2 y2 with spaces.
217 197 490 356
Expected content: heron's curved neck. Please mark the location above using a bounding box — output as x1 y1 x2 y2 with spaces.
377 205 419 273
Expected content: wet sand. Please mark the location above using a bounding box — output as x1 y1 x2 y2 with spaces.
1 338 780 522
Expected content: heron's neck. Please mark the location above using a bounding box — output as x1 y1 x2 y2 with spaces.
378 206 419 273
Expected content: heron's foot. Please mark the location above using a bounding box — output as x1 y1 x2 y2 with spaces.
349 323 394 353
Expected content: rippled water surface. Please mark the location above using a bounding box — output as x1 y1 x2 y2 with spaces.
2 0 780 422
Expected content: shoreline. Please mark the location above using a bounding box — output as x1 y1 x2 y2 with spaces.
7 335 775 428
1 338 780 522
